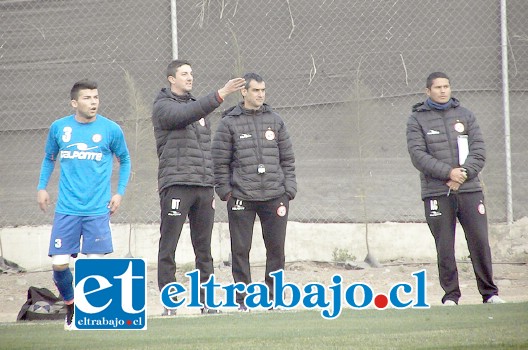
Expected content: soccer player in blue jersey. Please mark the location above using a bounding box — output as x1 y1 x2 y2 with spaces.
37 79 131 330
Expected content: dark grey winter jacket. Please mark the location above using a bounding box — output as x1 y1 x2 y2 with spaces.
406 98 485 200
152 88 222 193
212 103 297 202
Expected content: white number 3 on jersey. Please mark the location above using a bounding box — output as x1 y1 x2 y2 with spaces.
62 127 72 142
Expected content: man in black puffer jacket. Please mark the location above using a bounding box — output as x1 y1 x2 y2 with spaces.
407 72 504 306
152 59 245 315
212 72 297 310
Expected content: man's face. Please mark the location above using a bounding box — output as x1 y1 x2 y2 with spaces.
71 89 99 121
242 80 266 110
169 64 193 95
426 77 451 104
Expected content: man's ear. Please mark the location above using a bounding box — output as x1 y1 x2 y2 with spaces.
425 88 431 97
241 88 247 98
168 75 175 84
71 99 77 108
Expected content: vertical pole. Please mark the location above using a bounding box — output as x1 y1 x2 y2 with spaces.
171 0 178 60
500 0 513 224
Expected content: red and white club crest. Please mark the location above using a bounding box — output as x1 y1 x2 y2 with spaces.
265 129 275 141
478 203 486 215
454 122 465 133
277 204 287 217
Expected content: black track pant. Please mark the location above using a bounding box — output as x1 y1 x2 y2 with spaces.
424 191 498 303
227 194 290 305
157 185 215 303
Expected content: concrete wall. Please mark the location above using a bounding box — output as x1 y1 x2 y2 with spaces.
5 221 522 271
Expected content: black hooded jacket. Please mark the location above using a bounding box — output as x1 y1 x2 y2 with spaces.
406 97 486 200
212 102 297 202
152 88 222 192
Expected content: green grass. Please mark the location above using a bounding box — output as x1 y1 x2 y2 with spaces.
1 303 527 350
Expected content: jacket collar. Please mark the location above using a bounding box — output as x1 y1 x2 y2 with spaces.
160 87 195 102
412 97 460 112
223 102 272 117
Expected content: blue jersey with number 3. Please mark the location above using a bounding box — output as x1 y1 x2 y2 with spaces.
38 114 131 216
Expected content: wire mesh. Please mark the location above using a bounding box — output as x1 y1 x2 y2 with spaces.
1 0 527 227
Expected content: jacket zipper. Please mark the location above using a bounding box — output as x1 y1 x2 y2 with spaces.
194 123 207 184
252 116 266 197
440 110 456 195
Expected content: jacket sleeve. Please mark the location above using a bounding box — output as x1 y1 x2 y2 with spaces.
278 121 297 200
152 92 221 130
406 114 452 180
462 111 486 180
212 119 233 200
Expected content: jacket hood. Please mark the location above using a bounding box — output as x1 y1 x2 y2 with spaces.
222 102 273 117
412 97 460 112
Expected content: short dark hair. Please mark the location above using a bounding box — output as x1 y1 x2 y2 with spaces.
243 72 264 89
70 79 98 100
426 72 450 89
167 59 192 78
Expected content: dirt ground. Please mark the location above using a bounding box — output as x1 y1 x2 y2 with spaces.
1 259 526 323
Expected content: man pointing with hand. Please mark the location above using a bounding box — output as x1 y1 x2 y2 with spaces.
152 59 245 315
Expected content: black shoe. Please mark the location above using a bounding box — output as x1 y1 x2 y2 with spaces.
201 307 221 315
64 303 74 331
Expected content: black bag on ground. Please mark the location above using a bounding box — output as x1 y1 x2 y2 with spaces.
16 286 67 321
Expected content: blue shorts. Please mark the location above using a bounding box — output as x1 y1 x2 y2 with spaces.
48 213 113 257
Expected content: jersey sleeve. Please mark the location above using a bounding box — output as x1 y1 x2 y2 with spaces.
110 125 131 196
37 123 59 190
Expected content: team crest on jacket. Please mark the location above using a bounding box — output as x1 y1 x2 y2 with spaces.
92 134 102 143
454 122 464 133
198 118 205 126
478 203 486 215
277 203 287 217
265 129 275 141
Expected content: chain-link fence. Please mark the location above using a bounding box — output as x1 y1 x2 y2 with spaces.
1 0 527 228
